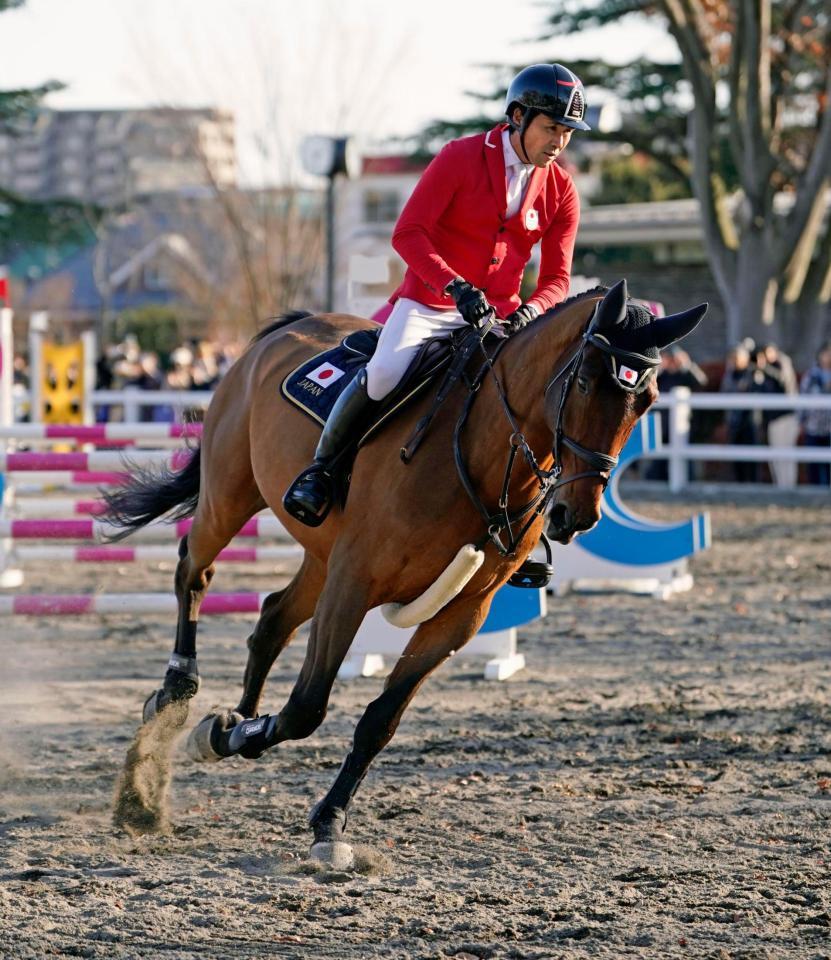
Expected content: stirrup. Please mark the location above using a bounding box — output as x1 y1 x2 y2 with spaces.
282 466 334 528
508 532 554 589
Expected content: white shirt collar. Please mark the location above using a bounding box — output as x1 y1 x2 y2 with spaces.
502 127 530 172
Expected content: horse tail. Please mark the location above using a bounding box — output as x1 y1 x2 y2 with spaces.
100 445 202 542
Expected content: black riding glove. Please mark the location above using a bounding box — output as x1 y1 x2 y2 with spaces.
505 303 538 334
446 278 492 327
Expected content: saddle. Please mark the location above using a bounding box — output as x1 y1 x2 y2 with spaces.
281 321 503 455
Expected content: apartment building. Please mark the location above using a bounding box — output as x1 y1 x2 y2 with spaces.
0 107 236 206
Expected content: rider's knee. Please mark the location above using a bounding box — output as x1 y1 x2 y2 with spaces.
365 364 396 402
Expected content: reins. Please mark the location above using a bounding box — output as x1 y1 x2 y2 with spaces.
454 308 658 559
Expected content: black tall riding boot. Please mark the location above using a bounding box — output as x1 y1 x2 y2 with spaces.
282 368 377 527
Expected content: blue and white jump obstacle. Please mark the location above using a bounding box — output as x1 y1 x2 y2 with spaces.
343 585 544 682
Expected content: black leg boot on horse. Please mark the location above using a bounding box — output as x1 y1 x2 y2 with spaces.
283 368 378 527
141 533 210 724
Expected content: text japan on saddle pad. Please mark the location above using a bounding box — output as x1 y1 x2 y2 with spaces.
280 332 377 426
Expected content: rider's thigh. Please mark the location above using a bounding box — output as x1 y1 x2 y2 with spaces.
366 298 465 401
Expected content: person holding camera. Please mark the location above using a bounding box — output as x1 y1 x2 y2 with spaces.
799 342 831 486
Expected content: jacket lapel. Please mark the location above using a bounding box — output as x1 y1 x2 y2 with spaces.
518 165 549 224
484 125 508 218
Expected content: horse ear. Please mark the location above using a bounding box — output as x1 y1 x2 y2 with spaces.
651 303 708 350
595 279 628 330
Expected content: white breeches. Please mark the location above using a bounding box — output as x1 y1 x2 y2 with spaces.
365 297 468 401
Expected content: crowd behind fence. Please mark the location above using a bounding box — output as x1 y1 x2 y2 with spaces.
8 333 831 490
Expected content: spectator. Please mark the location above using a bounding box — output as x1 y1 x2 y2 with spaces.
95 346 122 423
799 342 831 487
759 343 799 488
646 345 708 481
764 343 798 395
191 340 221 390
123 352 163 422
720 343 757 482
168 346 195 390
748 344 793 432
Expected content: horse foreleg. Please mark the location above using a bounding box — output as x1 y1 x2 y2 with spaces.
189 565 369 762
307 594 490 866
187 552 326 761
234 552 326 717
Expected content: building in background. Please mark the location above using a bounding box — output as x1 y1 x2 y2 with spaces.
334 155 427 317
0 108 236 207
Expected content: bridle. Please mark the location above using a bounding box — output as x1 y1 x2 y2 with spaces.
544 307 660 492
455 305 660 558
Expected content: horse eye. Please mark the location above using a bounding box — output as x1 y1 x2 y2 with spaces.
577 375 590 394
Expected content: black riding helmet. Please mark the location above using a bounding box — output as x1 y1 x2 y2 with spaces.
505 64 591 160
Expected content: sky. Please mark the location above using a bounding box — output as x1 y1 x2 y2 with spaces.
2 0 679 186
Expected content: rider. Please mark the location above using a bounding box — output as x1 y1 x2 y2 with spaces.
284 63 591 526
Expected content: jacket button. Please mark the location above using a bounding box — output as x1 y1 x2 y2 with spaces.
491 257 499 264
498 227 505 233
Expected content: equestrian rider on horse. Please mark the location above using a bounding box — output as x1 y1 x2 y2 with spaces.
284 63 591 526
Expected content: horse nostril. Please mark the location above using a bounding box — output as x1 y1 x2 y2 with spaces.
548 502 571 532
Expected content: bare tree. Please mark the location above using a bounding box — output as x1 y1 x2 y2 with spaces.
119 0 409 336
662 0 831 351
536 1 831 356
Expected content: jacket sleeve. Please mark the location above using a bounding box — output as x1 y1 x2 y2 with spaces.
391 142 465 296
527 176 580 314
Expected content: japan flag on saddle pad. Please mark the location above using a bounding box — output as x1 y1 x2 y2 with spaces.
618 364 639 386
307 361 345 387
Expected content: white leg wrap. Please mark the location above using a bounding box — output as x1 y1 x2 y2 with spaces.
381 544 485 628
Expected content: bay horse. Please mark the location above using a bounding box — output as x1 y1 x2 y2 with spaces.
104 280 705 865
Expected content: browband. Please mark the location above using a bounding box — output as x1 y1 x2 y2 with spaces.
584 331 659 394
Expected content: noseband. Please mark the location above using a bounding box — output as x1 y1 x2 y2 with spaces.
544 312 660 492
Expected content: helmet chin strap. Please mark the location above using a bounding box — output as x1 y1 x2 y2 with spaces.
517 108 537 163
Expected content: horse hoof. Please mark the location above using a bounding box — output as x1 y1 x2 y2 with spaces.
142 690 164 723
310 841 354 871
142 689 190 727
186 711 243 763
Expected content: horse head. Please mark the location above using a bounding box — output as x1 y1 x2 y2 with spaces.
545 279 707 543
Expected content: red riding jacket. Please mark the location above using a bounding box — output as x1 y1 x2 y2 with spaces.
389 123 580 319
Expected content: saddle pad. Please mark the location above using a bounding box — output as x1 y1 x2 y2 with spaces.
281 329 381 426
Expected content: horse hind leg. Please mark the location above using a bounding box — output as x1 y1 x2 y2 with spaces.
190 556 371 763
236 552 326 717
186 552 326 762
114 521 234 836
143 501 258 725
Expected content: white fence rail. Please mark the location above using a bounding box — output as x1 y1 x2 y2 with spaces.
10 386 831 493
90 389 213 422
653 388 831 492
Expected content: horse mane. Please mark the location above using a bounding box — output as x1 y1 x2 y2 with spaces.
250 293 605 346
539 285 608 321
250 310 314 343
